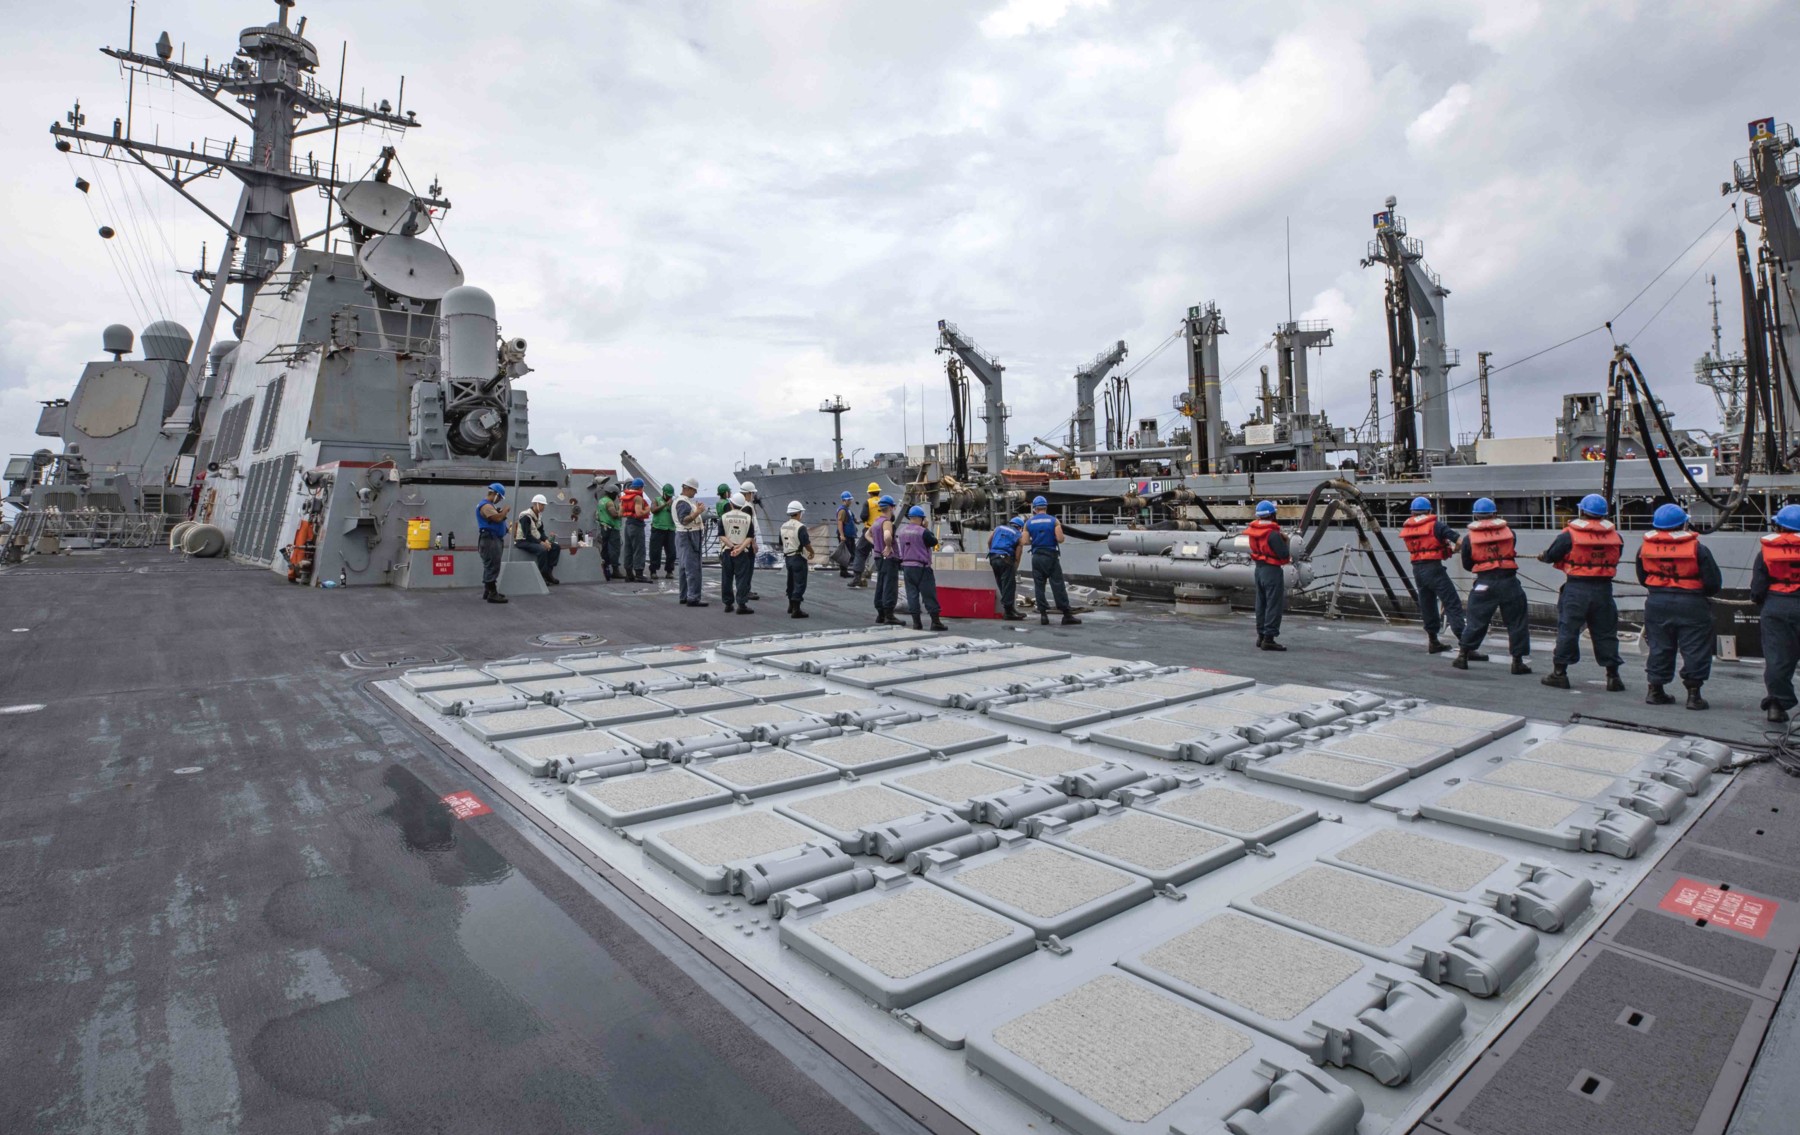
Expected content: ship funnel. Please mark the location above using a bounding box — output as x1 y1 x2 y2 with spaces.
439 285 498 382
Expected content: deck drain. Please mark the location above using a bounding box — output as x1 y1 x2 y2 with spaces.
529 631 606 648
1568 1070 1613 1103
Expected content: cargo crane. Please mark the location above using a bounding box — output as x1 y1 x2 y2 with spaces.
1071 340 1129 456
1363 197 1458 470
1728 116 1800 460
935 321 1007 474
1179 303 1226 474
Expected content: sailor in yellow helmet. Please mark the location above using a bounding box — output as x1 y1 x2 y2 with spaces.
849 481 882 588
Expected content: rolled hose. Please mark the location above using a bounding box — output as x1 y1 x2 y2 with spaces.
167 520 198 551
180 523 227 558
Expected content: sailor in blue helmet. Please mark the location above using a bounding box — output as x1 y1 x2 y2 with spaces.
898 505 947 631
1454 498 1533 674
834 491 858 578
1753 504 1800 722
1637 503 1720 709
869 496 902 624
1025 497 1081 626
1399 496 1465 654
1536 493 1625 691
987 516 1028 621
1245 501 1290 650
475 482 511 604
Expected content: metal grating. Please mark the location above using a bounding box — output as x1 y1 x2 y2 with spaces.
235 453 297 564
215 396 253 462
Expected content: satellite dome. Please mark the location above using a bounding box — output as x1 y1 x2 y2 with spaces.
139 320 193 363
440 285 496 320
102 324 134 358
209 340 239 363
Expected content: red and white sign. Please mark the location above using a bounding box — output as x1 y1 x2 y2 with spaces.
1657 876 1778 939
441 791 492 820
431 554 455 576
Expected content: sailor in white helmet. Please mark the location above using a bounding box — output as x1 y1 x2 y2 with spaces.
780 501 814 618
737 480 762 600
718 492 757 614
671 477 709 607
514 492 561 585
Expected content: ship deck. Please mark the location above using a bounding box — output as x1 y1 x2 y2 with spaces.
2 549 1796 1135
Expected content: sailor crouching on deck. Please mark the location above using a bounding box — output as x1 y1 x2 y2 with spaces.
515 493 561 586
1454 497 1531 674
719 493 757 614
476 482 511 604
673 478 709 607
781 501 814 618
1246 501 1289 651
1536 494 1624 692
1753 504 1800 723
1401 496 1465 654
1638 504 1720 710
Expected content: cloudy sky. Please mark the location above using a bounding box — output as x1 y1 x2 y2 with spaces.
3 0 1795 489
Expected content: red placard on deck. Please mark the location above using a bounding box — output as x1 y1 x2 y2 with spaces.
431 554 455 576
441 791 492 820
1657 876 1777 939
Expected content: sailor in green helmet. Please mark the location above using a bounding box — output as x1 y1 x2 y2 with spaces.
648 482 677 579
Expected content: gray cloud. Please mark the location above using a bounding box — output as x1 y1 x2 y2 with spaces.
4 0 1796 487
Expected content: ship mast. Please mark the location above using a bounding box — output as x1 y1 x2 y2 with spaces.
48 1 442 425
1363 197 1459 468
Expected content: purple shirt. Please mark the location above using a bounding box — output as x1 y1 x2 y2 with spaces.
870 516 897 558
897 522 935 567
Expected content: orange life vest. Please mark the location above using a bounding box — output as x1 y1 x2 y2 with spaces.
620 488 649 520
1400 513 1451 562
1466 518 1517 572
1558 517 1622 579
1762 532 1800 594
1639 530 1704 591
1245 519 1289 566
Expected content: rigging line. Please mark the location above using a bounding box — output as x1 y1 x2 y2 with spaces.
104 156 171 321
1119 329 1180 380
1486 325 1608 375
1608 202 1737 326
1624 227 1738 343
66 152 150 328
388 151 451 257
83 156 156 327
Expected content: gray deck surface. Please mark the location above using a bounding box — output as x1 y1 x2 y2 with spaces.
2 549 1794 1135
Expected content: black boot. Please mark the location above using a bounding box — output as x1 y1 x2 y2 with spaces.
1040 612 1050 626
1426 636 1449 654
1003 609 1026 621
1256 635 1266 649
1467 650 1489 662
1685 682 1708 711
791 601 809 619
1510 657 1532 675
1260 638 1287 652
930 616 948 631
736 601 754 614
1769 703 1790 724
1605 667 1625 692
723 602 736 613
912 612 924 630
1541 667 1569 689
1451 652 1469 670
1646 683 1675 705
484 583 508 604
1061 613 1081 626
543 573 560 586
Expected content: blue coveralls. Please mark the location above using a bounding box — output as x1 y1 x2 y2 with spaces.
1753 546 1800 711
1459 533 1531 659
1539 529 1622 671
1408 519 1465 639
871 517 901 617
1026 513 1072 616
988 525 1022 614
1637 538 1720 688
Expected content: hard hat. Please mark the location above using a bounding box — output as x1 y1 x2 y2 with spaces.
1255 500 1277 517
787 500 804 514
1777 504 1800 532
1032 495 1048 508
1410 496 1432 512
739 480 757 493
716 483 731 495
487 482 505 496
1578 493 1609 517
1473 497 1498 515
1652 503 1689 530
867 482 881 493
730 492 747 508
840 491 853 501
908 505 925 518
682 477 699 490
629 478 643 488
661 483 673 495
877 495 895 507
1009 516 1025 528
530 493 547 506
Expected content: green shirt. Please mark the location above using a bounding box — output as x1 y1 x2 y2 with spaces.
650 495 675 531
595 496 621 530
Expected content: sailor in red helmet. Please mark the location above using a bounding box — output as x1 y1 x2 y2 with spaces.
1400 495 1466 654
1245 500 1290 651
1454 497 1532 674
1636 503 1720 710
1753 503 1800 723
1536 493 1625 691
